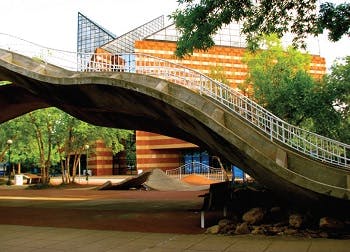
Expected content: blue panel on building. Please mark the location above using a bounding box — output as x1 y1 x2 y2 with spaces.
232 165 244 179
193 152 200 173
201 151 209 172
184 153 192 173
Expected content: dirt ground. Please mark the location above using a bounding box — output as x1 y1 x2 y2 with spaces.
0 184 214 234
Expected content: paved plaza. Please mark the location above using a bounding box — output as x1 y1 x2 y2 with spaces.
0 185 349 251
1 224 350 252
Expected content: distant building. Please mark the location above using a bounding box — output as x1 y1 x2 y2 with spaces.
77 13 326 176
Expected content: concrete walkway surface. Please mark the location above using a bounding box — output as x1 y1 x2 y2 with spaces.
1 224 350 252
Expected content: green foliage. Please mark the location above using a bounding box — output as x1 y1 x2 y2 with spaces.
243 35 349 143
243 35 312 126
208 65 229 85
0 108 134 182
317 2 350 41
320 57 350 143
0 81 11 86
171 0 350 58
124 134 136 167
0 116 33 164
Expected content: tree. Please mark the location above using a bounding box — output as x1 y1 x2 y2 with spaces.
53 113 133 184
0 108 134 184
0 116 40 173
243 35 349 143
319 56 350 142
171 0 350 58
243 35 315 127
0 120 19 164
21 108 61 184
318 2 350 41
209 65 230 85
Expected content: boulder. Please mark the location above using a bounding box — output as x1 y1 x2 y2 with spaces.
251 226 264 235
242 207 264 224
319 232 329 238
269 226 286 235
284 228 298 235
270 206 281 213
319 217 345 230
205 225 220 234
220 223 236 234
218 219 233 228
289 214 304 228
218 219 236 234
235 222 250 234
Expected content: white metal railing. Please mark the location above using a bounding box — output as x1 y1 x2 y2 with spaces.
165 162 224 181
0 33 349 169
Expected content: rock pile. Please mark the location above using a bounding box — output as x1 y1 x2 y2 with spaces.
205 184 350 239
207 209 349 238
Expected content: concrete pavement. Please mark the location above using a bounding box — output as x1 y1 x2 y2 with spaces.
1 224 350 252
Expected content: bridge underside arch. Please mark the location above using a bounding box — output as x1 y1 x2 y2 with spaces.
1 51 350 212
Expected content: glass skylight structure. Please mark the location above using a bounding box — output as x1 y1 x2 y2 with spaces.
146 22 246 48
77 12 116 70
77 12 116 54
101 16 164 53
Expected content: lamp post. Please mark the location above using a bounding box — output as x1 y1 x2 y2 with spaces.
6 139 13 186
84 144 89 184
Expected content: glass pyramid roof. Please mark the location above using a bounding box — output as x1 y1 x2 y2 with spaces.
145 22 246 48
77 12 116 54
101 15 164 53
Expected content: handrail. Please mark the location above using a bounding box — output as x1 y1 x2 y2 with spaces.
165 161 224 181
0 33 349 169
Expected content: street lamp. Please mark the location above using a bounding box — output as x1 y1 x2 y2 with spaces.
84 144 89 184
6 139 13 186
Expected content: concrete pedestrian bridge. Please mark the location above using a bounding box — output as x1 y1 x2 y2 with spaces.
0 37 349 208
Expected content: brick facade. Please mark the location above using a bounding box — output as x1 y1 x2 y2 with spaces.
133 40 326 172
136 131 196 172
88 140 113 176
135 40 326 87
88 40 326 174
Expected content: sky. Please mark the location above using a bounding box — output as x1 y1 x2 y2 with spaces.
0 0 349 70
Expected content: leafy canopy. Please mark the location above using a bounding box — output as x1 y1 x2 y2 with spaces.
322 56 350 142
171 0 350 58
243 34 313 127
243 35 349 143
0 108 134 173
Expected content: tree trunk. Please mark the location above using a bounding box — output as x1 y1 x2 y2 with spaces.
40 165 50 184
60 159 66 184
65 156 71 183
71 153 81 183
0 146 9 163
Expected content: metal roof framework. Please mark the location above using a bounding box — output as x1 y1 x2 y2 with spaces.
77 12 116 70
101 15 165 53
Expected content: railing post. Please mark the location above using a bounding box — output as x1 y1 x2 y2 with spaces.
344 146 347 166
219 85 223 102
270 116 273 141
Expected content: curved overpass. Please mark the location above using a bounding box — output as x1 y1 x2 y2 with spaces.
0 49 350 210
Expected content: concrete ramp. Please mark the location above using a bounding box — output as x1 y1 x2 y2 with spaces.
144 169 209 191
99 169 209 191
99 171 152 190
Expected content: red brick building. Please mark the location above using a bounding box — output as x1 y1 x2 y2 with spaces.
78 14 326 175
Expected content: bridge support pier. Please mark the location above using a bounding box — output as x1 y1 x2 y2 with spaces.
276 148 288 169
347 175 350 190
